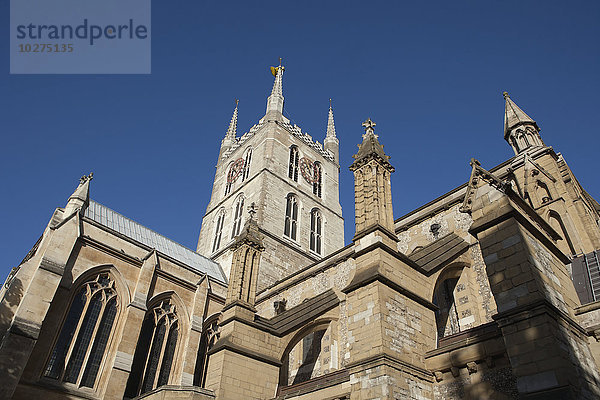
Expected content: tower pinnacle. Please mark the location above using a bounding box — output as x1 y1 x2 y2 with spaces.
265 58 285 119
225 99 239 140
64 173 93 217
324 98 340 164
326 99 337 139
219 100 239 160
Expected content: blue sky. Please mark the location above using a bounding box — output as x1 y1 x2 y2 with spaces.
1 1 599 279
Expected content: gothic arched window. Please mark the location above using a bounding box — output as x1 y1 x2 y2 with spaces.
510 136 520 153
288 146 299 182
312 162 322 198
549 211 576 255
231 196 245 239
212 210 225 253
433 276 460 339
44 273 119 388
284 194 298 240
125 299 179 397
310 209 322 255
279 323 337 389
536 181 552 204
193 316 220 388
520 130 530 147
225 164 234 195
242 148 252 182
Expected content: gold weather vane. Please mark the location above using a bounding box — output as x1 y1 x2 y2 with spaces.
270 57 284 76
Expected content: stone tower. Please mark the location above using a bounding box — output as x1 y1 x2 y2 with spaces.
196 61 344 290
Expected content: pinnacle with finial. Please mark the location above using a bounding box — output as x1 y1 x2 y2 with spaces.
350 118 393 172
80 172 93 185
326 98 337 139
232 202 263 249
225 99 239 140
362 118 376 136
503 91 536 137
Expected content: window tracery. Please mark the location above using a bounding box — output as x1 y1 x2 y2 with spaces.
44 273 119 389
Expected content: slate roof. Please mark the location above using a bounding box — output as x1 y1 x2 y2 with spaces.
407 233 469 274
84 200 226 283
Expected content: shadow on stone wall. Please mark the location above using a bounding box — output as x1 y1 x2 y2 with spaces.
0 275 26 397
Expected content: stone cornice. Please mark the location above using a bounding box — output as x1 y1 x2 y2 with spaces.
493 298 588 337
353 223 398 243
207 337 282 367
346 353 434 382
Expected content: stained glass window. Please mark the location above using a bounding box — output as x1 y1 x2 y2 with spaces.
128 300 179 396
44 273 119 389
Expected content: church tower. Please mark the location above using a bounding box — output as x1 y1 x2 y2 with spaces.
196 61 344 291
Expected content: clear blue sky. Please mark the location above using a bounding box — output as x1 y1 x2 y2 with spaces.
1 1 599 280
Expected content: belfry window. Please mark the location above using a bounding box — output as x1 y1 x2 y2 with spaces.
310 209 322 255
212 211 225 252
288 146 299 182
313 162 322 198
125 299 179 397
242 148 252 182
44 273 119 388
284 194 298 240
231 196 245 239
224 166 233 196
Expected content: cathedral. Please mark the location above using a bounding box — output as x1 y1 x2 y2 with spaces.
1 62 600 400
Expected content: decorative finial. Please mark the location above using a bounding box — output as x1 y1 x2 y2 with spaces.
80 172 93 185
235 98 239 106
279 57 282 66
248 202 257 220
362 118 376 134
329 98 332 108
503 91 510 99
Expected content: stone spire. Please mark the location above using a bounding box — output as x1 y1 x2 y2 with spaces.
226 99 239 141
326 99 337 138
219 99 239 160
350 119 395 238
503 92 544 155
64 173 93 217
265 58 285 120
324 98 340 164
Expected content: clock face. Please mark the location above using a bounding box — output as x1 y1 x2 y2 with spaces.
227 158 245 183
299 157 318 184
